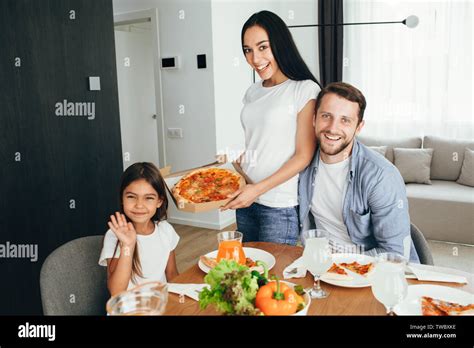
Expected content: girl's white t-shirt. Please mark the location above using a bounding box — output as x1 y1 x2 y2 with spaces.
240 79 320 207
98 220 179 290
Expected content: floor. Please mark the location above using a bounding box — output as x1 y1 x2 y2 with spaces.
427 240 474 274
172 223 474 274
173 223 227 272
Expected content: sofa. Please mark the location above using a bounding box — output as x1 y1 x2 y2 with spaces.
357 135 474 245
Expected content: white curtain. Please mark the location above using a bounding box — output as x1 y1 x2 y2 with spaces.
343 0 473 140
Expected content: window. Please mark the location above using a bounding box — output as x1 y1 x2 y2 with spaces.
343 0 473 139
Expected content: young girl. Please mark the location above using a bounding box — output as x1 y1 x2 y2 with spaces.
98 162 179 296
221 11 321 246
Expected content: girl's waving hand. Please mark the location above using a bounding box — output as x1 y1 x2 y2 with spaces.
108 212 137 248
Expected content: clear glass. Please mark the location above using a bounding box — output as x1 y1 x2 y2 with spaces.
301 229 332 299
106 281 168 316
370 253 408 316
216 230 245 264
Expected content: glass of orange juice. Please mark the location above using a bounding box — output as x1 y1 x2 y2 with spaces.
216 231 246 265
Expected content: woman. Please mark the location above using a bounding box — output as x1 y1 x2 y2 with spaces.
221 11 321 245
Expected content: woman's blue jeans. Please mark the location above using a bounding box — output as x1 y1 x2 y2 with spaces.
236 203 300 246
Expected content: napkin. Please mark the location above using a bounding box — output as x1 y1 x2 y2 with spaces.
283 257 307 279
408 264 468 284
168 283 209 301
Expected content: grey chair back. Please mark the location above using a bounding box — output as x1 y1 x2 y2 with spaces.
410 223 434 265
40 235 109 315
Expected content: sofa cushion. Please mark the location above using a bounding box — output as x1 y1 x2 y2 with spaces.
406 180 474 204
368 146 387 157
394 148 433 184
457 148 474 187
423 136 474 181
357 136 422 163
406 180 474 244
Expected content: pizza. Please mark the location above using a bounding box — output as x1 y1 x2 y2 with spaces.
421 297 447 316
421 296 474 316
325 263 354 281
323 261 374 280
172 168 243 204
200 255 261 271
200 255 218 269
339 261 374 276
245 258 257 268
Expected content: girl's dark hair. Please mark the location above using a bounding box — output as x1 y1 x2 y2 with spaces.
112 162 168 284
241 10 322 89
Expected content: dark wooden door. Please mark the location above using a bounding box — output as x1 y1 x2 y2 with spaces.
0 0 122 314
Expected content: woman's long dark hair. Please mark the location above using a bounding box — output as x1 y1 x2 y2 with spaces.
241 10 322 89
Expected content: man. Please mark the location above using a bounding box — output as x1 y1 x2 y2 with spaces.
299 82 420 262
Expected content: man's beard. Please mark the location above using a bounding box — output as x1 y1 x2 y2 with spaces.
317 132 355 156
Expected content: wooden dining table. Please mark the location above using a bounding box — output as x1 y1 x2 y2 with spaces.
164 241 473 315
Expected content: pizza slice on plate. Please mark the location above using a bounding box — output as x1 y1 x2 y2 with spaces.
200 255 218 269
200 255 260 271
421 296 474 316
421 296 448 316
339 261 374 277
324 263 354 281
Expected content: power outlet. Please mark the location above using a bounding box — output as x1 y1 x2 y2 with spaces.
167 128 183 138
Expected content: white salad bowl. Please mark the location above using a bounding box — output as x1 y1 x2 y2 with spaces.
280 281 311 316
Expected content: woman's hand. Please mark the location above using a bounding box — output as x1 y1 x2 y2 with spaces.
108 212 137 249
220 184 262 210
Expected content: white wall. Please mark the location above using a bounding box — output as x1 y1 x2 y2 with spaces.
114 0 217 172
113 0 319 230
114 0 221 229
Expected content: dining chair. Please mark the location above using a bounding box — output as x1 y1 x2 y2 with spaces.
410 223 435 265
40 235 109 315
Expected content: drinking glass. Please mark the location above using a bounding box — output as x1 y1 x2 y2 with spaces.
216 231 246 264
370 253 408 316
106 281 168 316
301 229 332 299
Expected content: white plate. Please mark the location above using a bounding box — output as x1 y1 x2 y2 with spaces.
320 253 376 288
198 247 276 274
394 284 474 316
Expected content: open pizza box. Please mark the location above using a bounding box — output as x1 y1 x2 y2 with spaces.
162 155 252 213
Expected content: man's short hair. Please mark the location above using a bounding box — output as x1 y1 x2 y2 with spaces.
315 82 367 124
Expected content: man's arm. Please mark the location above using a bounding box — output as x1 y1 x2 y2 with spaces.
365 168 410 257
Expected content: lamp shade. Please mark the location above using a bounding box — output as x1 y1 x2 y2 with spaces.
404 15 419 29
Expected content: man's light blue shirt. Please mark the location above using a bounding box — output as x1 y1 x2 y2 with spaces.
299 138 420 263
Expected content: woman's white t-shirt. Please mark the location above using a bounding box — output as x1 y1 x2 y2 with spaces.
240 79 320 208
98 220 179 290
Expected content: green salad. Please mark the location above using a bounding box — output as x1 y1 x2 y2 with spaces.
198 259 262 315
